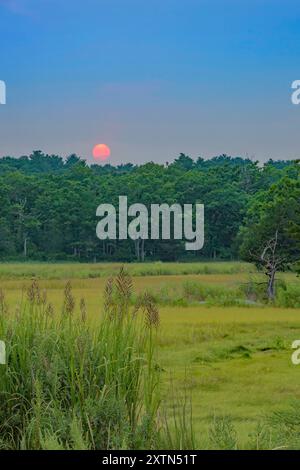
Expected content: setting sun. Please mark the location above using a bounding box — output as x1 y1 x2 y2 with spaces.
92 144 111 161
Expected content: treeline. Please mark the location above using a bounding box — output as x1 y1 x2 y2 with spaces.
0 151 299 262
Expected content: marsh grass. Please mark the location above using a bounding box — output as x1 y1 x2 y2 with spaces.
206 406 300 450
130 278 300 308
0 261 255 281
0 262 300 449
130 283 245 308
0 269 193 450
209 415 238 450
160 391 195 450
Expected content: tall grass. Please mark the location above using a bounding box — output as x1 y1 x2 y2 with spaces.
205 405 300 450
0 269 193 450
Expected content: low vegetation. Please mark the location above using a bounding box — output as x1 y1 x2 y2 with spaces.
0 269 193 450
132 277 300 308
0 262 300 449
0 261 254 280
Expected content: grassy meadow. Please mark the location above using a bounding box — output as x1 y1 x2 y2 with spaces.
1 261 300 449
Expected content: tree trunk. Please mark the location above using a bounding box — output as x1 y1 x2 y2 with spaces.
23 236 27 258
135 239 140 261
267 268 276 301
259 231 280 302
141 239 145 261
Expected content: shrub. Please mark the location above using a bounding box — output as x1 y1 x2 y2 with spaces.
276 284 300 308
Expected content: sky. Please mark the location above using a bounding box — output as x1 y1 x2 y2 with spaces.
0 0 300 165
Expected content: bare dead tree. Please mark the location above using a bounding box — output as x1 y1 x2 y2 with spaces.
250 230 285 301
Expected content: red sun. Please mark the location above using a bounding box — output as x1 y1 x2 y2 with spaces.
93 144 111 161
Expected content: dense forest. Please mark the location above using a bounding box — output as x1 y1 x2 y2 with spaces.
0 151 299 267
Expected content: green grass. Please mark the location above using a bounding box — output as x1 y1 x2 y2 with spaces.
0 271 195 450
0 261 300 449
159 309 300 447
0 261 255 280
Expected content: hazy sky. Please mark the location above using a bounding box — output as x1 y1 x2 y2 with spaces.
0 0 300 164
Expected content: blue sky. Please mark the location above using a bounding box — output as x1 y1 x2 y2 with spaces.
0 0 300 164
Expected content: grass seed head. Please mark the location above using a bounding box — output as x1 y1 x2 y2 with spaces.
115 267 133 302
0 288 8 315
80 298 87 322
27 279 41 304
63 281 75 316
141 293 160 329
45 303 54 318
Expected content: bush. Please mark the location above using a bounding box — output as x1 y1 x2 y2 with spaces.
276 284 300 308
238 278 269 303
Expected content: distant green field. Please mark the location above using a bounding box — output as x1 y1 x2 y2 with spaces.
0 261 255 280
1 261 300 448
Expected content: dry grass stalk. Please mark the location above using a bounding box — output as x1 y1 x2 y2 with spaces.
80 298 87 322
63 281 75 316
27 279 41 304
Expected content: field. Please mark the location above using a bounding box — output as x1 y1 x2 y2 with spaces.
1 261 300 449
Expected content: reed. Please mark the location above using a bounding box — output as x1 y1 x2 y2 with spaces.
0 268 193 450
